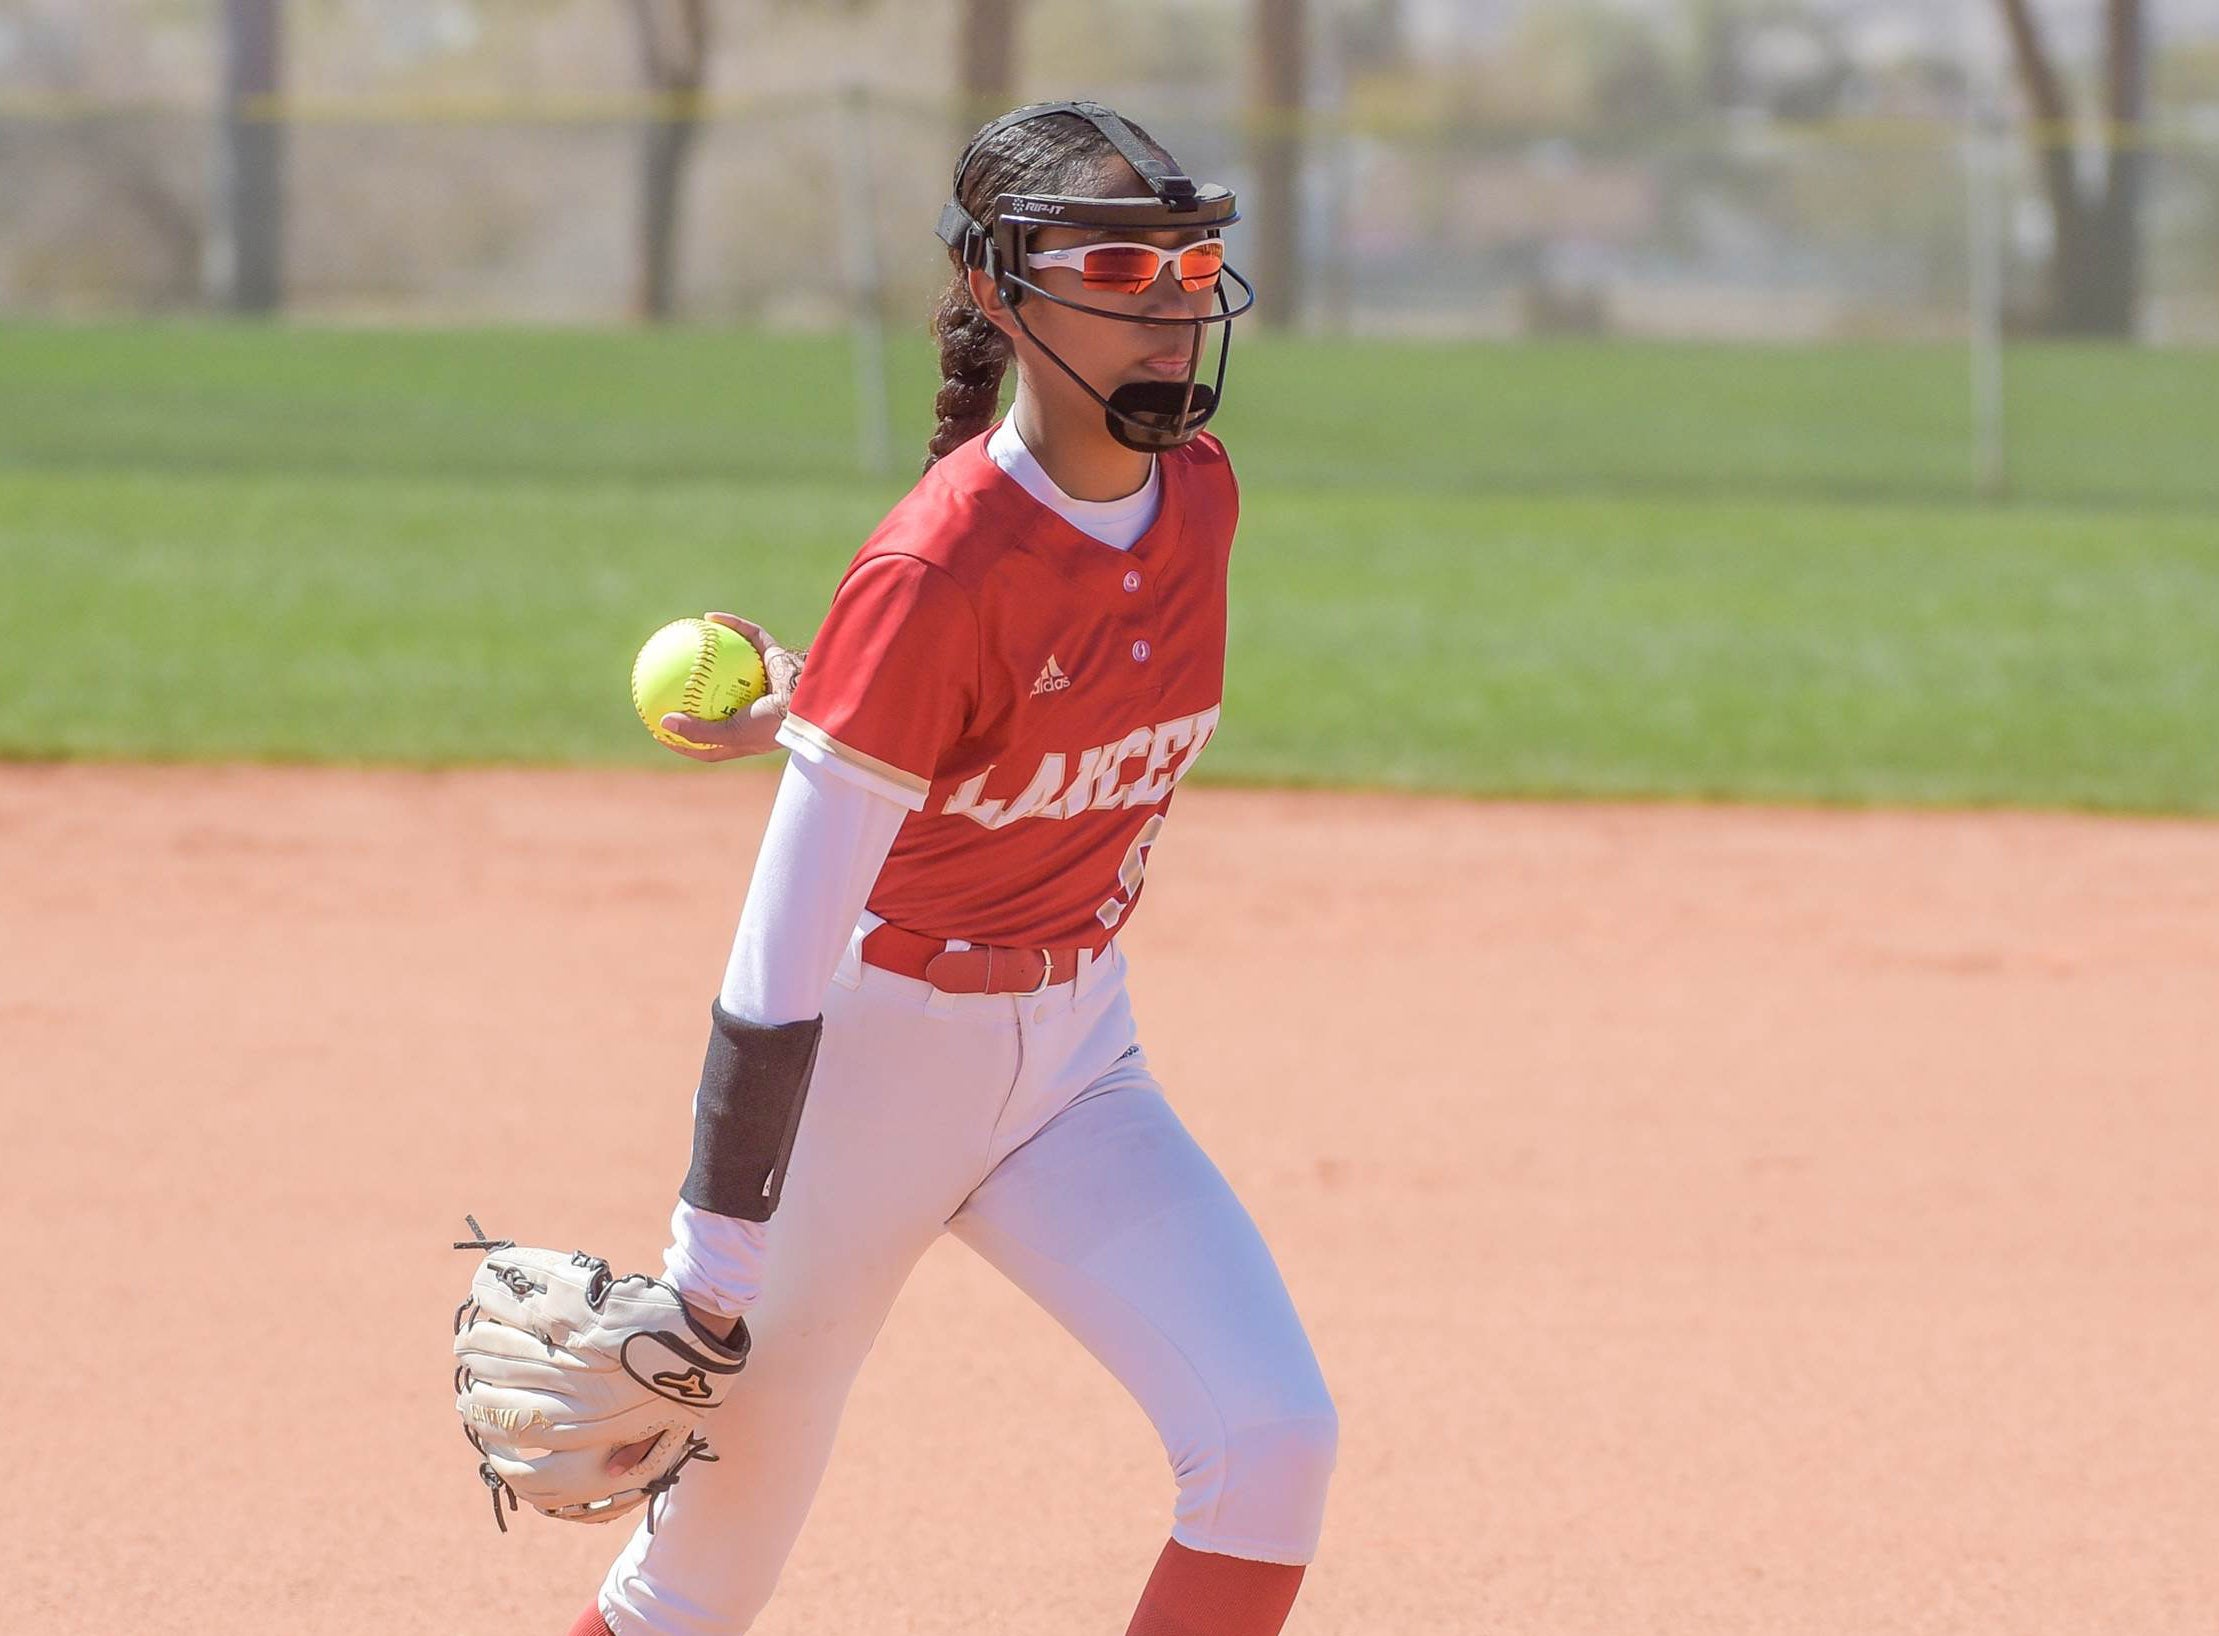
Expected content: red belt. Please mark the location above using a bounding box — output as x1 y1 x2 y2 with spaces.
860 922 1107 996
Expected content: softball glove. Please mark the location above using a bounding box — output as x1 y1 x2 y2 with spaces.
451 1219 748 1533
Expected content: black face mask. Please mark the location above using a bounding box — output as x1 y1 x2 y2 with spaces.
934 100 1259 453
994 258 1257 453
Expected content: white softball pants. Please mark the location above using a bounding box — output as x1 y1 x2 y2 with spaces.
598 930 1337 1635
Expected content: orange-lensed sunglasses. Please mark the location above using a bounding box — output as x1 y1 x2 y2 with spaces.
1022 237 1227 294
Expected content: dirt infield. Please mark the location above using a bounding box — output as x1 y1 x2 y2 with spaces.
7 763 2215 1635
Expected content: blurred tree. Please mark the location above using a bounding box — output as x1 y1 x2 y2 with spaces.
1995 0 2148 336
628 0 710 321
1334 0 1405 76
957 0 1022 126
222 0 285 312
1695 0 1738 109
1249 0 1304 327
6 5 208 308
1590 17 1682 136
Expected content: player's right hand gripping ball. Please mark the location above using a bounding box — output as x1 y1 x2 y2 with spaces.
631 617 769 751
452 1238 749 1532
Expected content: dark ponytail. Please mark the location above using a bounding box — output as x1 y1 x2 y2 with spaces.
925 275 1012 470
921 103 1177 473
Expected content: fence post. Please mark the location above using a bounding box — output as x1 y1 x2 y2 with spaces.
837 82 892 477
1316 27 1355 336
1964 6 2008 501
218 0 285 313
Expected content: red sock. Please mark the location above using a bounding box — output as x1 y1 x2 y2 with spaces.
564 1605 614 1636
1124 1538 1307 1636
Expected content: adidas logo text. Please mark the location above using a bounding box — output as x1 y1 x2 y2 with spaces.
1031 655 1073 697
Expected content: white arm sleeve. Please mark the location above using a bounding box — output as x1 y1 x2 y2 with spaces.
662 752 909 1317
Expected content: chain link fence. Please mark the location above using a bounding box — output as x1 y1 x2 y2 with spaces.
3 89 2215 505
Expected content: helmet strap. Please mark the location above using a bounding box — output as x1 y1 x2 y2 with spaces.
1000 281 1232 453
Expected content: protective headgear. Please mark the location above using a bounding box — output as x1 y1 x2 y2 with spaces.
936 100 1257 453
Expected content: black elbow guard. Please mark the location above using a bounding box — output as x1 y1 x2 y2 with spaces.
679 1001 826 1222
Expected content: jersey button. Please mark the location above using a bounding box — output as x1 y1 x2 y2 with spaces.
1122 569 1142 593
1132 639 1151 662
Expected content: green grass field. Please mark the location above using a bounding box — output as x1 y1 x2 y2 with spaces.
3 320 2215 811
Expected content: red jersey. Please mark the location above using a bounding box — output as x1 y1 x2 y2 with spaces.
780 422 1237 950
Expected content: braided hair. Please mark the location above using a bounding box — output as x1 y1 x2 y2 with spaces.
922 105 1176 472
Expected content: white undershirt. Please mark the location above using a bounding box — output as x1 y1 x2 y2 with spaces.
663 419 1157 1316
987 416 1160 551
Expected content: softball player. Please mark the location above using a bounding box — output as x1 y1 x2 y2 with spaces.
456 101 1335 1636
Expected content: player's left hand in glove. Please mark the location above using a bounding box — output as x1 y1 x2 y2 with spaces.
451 1222 749 1533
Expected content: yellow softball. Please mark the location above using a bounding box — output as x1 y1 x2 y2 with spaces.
630 618 769 751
